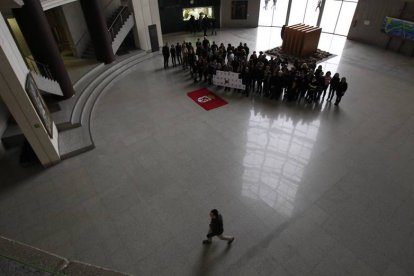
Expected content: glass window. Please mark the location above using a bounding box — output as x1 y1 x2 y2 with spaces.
303 0 321 26
259 0 274 26
271 0 289 27
262 0 359 37
319 0 341 33
289 0 307 25
335 2 357 36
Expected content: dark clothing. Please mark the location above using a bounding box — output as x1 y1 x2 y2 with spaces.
170 47 176 67
315 68 322 77
189 16 195 33
209 214 224 236
328 75 340 100
244 45 250 56
337 82 348 96
202 38 210 49
175 44 182 64
202 17 209 36
210 18 217 35
162 45 170 69
335 81 348 104
241 70 252 96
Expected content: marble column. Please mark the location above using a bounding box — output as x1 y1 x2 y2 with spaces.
79 0 115 64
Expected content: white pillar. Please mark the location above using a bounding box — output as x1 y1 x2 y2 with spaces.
129 0 163 51
0 12 60 166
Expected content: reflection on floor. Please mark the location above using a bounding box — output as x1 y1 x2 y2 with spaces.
242 110 321 217
1 28 414 275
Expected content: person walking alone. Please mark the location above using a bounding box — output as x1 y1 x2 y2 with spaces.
202 209 235 245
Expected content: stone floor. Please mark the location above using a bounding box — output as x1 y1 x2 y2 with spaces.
1 28 414 275
0 256 52 276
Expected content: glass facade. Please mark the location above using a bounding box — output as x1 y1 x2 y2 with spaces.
259 0 359 36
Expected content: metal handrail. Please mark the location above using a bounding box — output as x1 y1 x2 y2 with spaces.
76 0 123 52
108 6 131 40
25 57 54 80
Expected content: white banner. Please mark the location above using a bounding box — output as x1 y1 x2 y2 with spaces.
213 70 246 90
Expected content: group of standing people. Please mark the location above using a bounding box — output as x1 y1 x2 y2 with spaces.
188 14 217 36
162 37 349 106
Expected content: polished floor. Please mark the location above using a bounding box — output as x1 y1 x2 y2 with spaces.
1 28 414 275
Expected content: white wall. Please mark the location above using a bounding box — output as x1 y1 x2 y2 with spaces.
221 0 260 28
0 12 60 166
130 0 163 51
348 0 414 55
61 1 89 57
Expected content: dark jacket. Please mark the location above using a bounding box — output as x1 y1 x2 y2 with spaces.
330 76 340 90
337 82 348 96
210 214 224 235
162 46 170 57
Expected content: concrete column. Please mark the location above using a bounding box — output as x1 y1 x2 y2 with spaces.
79 0 115 64
0 13 60 166
13 0 75 99
129 0 163 51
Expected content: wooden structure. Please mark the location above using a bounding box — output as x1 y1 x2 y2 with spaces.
282 24 322 57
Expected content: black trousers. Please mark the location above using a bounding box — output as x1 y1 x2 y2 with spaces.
163 56 169 68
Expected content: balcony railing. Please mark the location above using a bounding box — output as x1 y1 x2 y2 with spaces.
25 57 54 80
108 6 131 40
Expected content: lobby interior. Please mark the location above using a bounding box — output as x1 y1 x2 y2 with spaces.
1 0 414 275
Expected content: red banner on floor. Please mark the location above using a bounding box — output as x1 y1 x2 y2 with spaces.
187 88 228 111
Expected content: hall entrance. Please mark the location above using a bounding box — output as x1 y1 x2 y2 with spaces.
258 0 358 36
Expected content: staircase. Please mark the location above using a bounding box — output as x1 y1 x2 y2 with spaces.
31 72 63 96
25 57 63 96
111 12 134 54
53 50 154 159
81 6 135 59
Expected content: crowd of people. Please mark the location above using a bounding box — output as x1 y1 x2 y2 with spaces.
187 14 217 36
162 37 348 106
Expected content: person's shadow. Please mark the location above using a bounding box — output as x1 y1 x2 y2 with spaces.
192 244 232 276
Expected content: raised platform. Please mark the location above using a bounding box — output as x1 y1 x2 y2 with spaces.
54 50 158 160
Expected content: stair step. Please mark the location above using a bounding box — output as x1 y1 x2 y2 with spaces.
57 50 153 159
58 127 94 160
